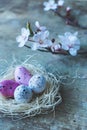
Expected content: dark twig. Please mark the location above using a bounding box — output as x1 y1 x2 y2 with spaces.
24 45 68 54
53 10 87 30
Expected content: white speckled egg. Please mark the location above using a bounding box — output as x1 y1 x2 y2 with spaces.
28 74 46 93
14 85 32 103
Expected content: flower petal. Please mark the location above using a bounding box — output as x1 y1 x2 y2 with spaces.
51 4 58 10
43 31 49 38
21 28 27 35
16 36 22 43
21 28 30 36
18 41 26 47
73 43 80 50
31 43 39 50
69 48 77 56
40 26 47 31
49 0 55 5
35 21 40 28
58 0 64 6
43 2 48 6
42 39 52 47
64 32 72 37
58 35 68 45
43 0 57 11
44 6 51 11
33 33 41 42
62 44 69 50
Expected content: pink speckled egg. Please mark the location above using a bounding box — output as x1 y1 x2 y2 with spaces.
14 66 32 85
0 80 19 98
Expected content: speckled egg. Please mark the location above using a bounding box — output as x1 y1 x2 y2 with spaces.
0 80 19 98
28 74 46 93
14 66 32 85
14 85 33 103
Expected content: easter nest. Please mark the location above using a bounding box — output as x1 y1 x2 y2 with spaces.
0 63 62 118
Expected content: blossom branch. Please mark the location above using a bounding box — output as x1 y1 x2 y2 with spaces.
16 0 87 56
24 44 68 54
16 21 81 56
24 44 87 55
43 0 87 30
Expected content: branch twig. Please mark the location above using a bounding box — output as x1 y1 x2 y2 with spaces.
24 45 87 55
53 10 87 30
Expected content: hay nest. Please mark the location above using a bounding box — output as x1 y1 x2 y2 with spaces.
0 63 62 118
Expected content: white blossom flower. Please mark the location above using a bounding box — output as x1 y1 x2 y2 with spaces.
43 0 58 11
58 32 80 56
58 0 64 6
35 21 47 31
32 31 52 50
16 28 30 47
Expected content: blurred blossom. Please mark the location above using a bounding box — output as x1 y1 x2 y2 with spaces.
58 32 80 56
66 6 71 12
58 0 64 6
43 0 58 11
16 28 30 47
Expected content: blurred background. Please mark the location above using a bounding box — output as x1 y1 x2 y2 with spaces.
0 0 87 130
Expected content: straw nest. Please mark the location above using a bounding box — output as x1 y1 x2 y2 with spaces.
0 63 62 118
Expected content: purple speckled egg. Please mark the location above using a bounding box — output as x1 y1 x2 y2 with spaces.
14 66 32 85
0 80 19 98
